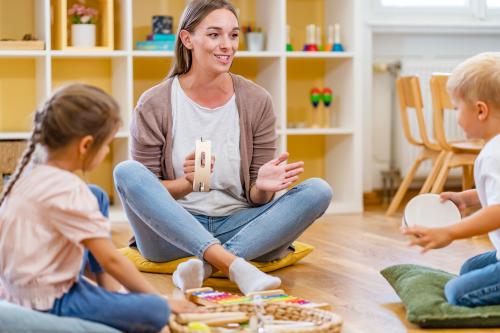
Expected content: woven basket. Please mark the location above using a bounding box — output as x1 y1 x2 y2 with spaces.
0 141 26 192
170 303 342 333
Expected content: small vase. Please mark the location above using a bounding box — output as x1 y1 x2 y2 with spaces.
245 32 265 52
71 24 96 47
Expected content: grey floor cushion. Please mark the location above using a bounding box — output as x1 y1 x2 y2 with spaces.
0 301 121 333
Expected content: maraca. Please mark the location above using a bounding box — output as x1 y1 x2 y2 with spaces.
322 88 333 128
310 88 322 127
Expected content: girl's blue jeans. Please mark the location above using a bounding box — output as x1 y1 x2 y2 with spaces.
445 250 500 307
47 185 169 333
113 160 333 263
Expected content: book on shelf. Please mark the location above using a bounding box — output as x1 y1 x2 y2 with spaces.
147 34 176 42
136 40 175 51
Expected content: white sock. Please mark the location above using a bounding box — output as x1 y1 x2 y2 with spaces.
229 258 281 295
172 258 212 291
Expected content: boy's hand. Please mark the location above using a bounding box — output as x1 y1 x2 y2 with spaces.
167 298 202 314
401 225 454 253
440 192 467 213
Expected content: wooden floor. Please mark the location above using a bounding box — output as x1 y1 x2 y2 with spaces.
111 209 500 333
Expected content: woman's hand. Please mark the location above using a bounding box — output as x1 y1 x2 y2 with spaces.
440 191 467 213
255 152 304 192
401 225 454 253
183 151 215 185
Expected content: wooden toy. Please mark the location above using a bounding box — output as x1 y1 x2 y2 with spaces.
178 312 249 327
315 26 323 51
332 24 344 52
309 88 322 128
185 287 331 310
322 88 333 128
325 25 334 52
193 138 211 192
303 24 318 52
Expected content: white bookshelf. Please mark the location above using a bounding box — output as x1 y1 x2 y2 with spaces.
0 0 363 216
50 50 129 57
286 51 354 58
285 128 354 135
0 51 46 57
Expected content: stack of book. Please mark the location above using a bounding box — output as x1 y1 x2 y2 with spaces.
136 33 175 51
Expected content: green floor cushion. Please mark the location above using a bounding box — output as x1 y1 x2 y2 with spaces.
381 264 500 328
119 241 314 277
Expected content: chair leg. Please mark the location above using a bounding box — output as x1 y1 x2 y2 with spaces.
462 165 474 190
386 157 423 216
420 150 446 194
431 152 453 194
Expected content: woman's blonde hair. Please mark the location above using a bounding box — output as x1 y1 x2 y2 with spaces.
0 84 121 206
447 52 500 109
168 0 238 78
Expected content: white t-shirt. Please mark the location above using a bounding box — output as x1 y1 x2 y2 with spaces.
171 76 250 216
474 134 500 258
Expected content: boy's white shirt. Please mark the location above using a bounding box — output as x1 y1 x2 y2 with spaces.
474 134 500 258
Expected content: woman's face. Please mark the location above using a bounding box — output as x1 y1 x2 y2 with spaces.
188 9 239 75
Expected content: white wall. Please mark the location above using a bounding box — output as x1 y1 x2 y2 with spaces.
365 32 500 191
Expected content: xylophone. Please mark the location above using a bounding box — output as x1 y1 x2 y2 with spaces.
185 287 331 310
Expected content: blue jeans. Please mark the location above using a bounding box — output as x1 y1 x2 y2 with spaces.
445 250 500 307
47 185 170 333
49 277 169 333
82 185 109 274
113 160 332 262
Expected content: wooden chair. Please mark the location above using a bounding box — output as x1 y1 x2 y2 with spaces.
429 74 483 194
385 76 445 216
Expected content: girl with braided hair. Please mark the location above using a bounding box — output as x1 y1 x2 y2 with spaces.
0 84 197 333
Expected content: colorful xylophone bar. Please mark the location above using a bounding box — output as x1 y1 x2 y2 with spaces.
185 288 331 310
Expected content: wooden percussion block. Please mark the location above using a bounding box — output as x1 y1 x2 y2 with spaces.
193 139 211 192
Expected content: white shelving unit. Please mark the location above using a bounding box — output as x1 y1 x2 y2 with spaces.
0 0 363 217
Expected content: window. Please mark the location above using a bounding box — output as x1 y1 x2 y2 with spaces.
372 0 500 23
381 0 467 7
487 0 500 7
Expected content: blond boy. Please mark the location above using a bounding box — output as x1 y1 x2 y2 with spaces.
403 52 500 307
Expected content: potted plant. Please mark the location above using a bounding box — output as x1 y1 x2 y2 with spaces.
68 2 99 47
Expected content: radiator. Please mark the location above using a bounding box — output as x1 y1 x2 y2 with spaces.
396 58 465 180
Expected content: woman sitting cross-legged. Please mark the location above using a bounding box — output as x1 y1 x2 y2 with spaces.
114 0 333 295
